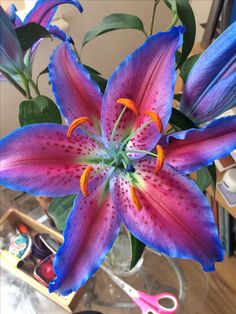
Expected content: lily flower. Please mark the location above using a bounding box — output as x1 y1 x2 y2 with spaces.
180 22 236 124
1 0 82 77
1 27 236 296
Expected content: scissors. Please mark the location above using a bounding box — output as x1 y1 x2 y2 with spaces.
101 265 179 314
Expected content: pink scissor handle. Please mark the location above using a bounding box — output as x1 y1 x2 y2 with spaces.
134 291 179 314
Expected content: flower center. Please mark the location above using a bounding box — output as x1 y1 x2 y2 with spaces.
66 98 165 209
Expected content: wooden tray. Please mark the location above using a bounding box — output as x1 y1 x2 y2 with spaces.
0 208 84 312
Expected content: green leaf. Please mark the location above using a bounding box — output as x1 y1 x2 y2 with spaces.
48 195 76 231
176 0 196 67
84 64 107 93
173 93 182 102
180 54 200 83
195 164 217 193
19 95 62 126
15 23 51 51
169 108 197 130
195 167 211 191
130 234 145 269
205 163 217 192
36 66 49 86
164 0 196 68
82 14 147 48
90 73 107 93
83 64 101 75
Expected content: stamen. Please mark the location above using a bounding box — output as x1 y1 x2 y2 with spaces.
154 145 165 174
80 166 93 197
145 111 163 133
67 117 90 138
130 185 142 211
117 98 139 115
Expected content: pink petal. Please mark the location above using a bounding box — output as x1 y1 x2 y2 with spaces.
164 116 236 174
49 42 102 134
0 124 110 196
110 159 223 271
24 0 83 28
49 185 121 295
101 27 184 156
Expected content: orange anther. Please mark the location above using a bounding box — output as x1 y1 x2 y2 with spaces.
67 117 90 138
117 98 139 115
154 145 165 174
130 184 142 211
80 166 93 197
145 112 163 133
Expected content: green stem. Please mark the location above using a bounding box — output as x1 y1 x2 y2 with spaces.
126 149 158 158
150 0 161 35
29 78 40 96
1 70 26 97
19 72 31 99
167 13 179 30
119 151 129 164
110 106 127 144
119 120 152 151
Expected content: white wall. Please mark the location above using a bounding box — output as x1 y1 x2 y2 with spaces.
0 0 211 137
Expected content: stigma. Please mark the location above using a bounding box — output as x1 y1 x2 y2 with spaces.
80 166 93 197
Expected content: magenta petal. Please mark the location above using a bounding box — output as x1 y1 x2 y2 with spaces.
164 116 236 174
180 22 236 123
110 159 223 271
24 0 83 28
49 185 121 295
101 26 184 156
49 42 102 133
0 124 109 196
49 25 67 42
